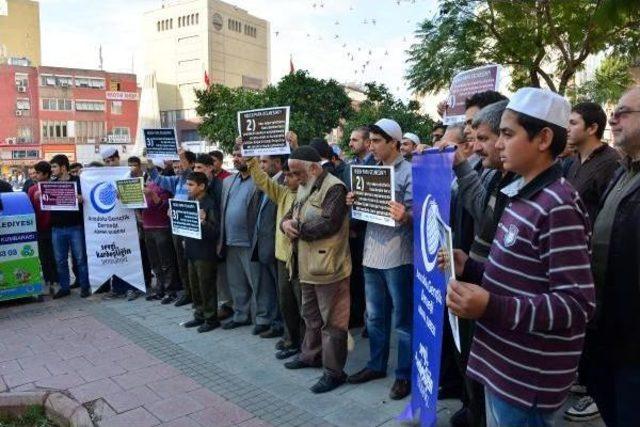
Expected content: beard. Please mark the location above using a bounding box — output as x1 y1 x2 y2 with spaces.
295 174 318 204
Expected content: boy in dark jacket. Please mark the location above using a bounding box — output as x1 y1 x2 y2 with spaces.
182 172 221 333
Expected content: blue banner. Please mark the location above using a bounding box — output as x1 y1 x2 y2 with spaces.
400 148 455 426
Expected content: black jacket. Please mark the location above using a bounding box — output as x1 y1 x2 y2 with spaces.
184 194 220 261
593 166 640 365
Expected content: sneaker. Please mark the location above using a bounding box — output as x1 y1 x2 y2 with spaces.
275 339 288 351
126 290 140 301
564 396 600 421
570 383 587 395
174 295 192 307
275 348 300 360
161 293 177 305
52 289 70 299
80 288 91 298
310 372 346 394
389 379 411 400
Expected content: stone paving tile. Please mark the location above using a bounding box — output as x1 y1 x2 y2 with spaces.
101 407 161 427
35 372 87 390
158 416 202 427
76 362 127 382
145 393 206 422
147 375 201 399
189 405 254 427
103 385 162 414
68 378 124 403
2 365 51 388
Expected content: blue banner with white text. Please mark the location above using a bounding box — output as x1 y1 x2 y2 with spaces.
400 148 455 427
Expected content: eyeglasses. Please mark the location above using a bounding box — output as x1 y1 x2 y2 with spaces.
610 109 640 120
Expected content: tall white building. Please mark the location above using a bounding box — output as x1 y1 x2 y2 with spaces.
143 0 270 142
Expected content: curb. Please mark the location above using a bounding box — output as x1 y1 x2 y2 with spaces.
0 391 93 427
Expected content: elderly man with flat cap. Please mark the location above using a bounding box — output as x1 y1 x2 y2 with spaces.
280 146 352 394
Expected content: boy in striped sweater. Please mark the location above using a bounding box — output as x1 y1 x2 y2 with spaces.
446 88 595 426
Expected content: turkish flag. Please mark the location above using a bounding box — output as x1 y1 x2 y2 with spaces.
204 70 211 88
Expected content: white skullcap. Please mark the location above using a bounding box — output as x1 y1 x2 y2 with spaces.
403 132 420 145
373 118 403 142
506 87 571 129
100 146 119 159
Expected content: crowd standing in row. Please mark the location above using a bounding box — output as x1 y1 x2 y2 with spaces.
2 85 640 426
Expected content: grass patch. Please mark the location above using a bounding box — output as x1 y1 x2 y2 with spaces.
0 405 58 427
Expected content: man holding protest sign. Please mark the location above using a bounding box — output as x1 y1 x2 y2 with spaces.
346 118 414 401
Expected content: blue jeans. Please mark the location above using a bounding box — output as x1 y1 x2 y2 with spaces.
52 226 89 291
485 389 558 427
363 264 413 379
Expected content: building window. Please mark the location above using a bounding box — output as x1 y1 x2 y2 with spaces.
196 13 199 24
15 73 28 89
12 150 39 159
76 100 106 112
75 77 105 89
41 121 68 139
178 17 182 27
157 21 161 31
42 98 73 111
170 18 173 29
17 127 33 143
111 101 123 115
112 127 130 137
16 99 30 110
109 80 121 91
76 121 106 139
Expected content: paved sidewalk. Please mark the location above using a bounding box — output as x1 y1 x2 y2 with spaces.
0 293 605 426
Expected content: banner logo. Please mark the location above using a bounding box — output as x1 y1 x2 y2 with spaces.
90 182 117 214
420 195 444 272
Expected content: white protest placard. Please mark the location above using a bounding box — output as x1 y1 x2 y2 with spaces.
350 165 396 227
443 64 501 125
170 199 201 239
238 106 290 156
80 167 145 292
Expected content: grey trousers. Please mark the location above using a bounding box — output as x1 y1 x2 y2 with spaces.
256 260 281 329
217 262 232 307
225 246 260 324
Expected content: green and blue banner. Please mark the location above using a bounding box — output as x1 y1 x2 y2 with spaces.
0 192 43 301
401 148 455 426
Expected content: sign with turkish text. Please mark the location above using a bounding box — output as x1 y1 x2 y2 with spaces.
0 192 43 301
80 167 144 292
116 177 147 209
399 148 455 427
105 91 139 101
39 181 79 211
350 165 396 227
443 65 501 125
144 128 179 161
170 199 201 240
238 106 290 156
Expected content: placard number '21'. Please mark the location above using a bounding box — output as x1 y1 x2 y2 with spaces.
355 176 365 191
245 119 257 132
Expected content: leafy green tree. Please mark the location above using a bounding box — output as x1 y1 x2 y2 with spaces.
407 0 640 95
195 71 353 152
572 56 635 104
340 83 434 154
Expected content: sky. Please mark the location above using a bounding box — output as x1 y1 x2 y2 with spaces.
38 0 439 99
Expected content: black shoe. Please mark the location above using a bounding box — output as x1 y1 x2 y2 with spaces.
275 339 287 351
450 407 470 427
260 327 284 338
275 348 299 360
389 379 411 400
69 282 80 289
145 293 163 301
347 367 386 384
217 305 234 321
126 290 140 301
53 289 70 299
252 324 270 335
80 288 91 298
310 373 346 394
197 321 220 333
222 320 251 330
161 293 177 305
183 319 204 328
174 295 192 307
284 359 318 370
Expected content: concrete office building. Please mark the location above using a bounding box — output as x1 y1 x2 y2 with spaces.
143 0 270 141
0 0 41 66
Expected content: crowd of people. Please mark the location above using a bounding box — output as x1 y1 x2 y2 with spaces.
1 85 639 426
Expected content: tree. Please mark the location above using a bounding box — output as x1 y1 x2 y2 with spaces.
195 71 353 152
406 0 640 95
340 83 435 152
572 56 634 105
